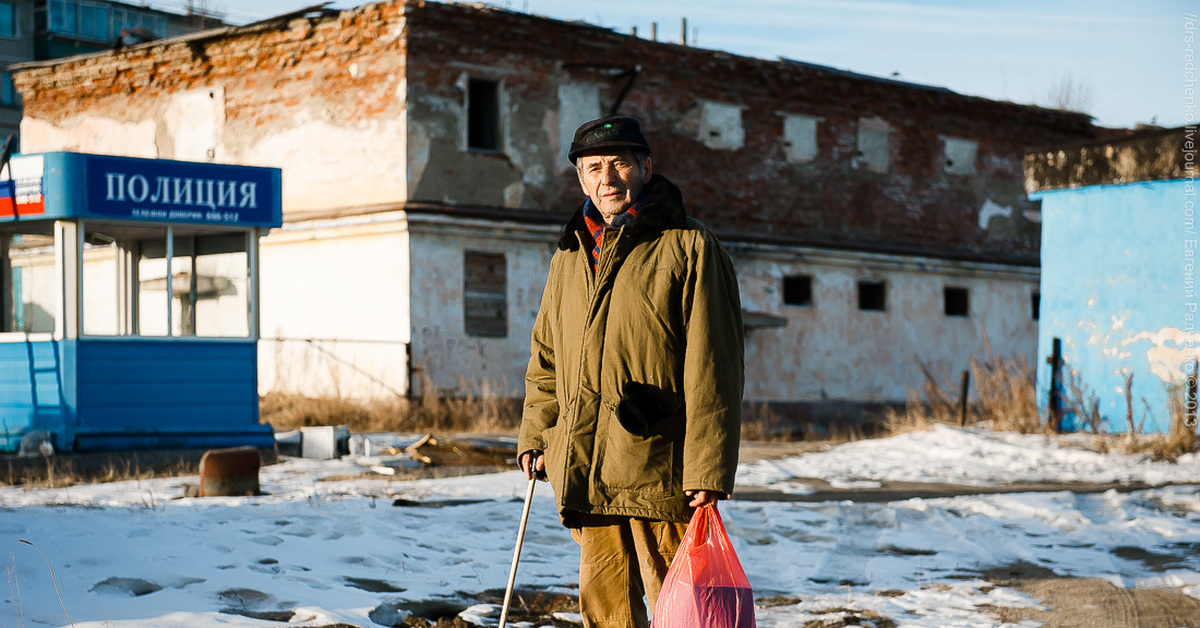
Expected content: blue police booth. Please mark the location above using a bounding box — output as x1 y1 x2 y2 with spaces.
0 152 282 453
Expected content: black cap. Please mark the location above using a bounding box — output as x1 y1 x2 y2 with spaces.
568 116 651 164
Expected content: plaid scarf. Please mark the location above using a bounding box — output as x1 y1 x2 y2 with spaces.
581 195 644 272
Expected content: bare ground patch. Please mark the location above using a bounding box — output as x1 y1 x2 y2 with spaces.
982 562 1200 628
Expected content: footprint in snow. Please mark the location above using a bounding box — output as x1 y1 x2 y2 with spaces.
90 577 162 597
90 575 205 597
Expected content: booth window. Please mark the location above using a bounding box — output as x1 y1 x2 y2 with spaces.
1031 292 1040 320
463 250 507 337
2 229 57 334
133 229 249 338
81 230 120 336
1 221 254 340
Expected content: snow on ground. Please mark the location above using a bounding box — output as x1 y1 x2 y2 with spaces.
1 425 1198 627
737 424 1200 488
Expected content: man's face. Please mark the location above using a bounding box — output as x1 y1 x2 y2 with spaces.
576 149 652 224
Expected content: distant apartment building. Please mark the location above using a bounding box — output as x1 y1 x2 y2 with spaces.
0 1 32 143
0 0 222 146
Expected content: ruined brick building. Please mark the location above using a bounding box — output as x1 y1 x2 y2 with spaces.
9 0 1098 425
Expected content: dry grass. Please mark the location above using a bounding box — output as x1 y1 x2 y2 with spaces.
1156 380 1200 461
261 376 520 435
883 351 1045 436
740 401 792 441
883 345 1199 462
2 453 198 488
740 401 875 443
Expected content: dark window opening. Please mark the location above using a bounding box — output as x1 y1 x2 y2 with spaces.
944 286 969 317
467 77 500 151
782 275 813 306
1031 292 1040 321
858 280 886 311
464 250 507 337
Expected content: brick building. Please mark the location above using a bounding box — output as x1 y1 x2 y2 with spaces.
9 0 1097 426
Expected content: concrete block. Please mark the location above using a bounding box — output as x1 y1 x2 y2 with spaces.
300 425 350 459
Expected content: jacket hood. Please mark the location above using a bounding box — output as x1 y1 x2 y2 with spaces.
556 174 688 251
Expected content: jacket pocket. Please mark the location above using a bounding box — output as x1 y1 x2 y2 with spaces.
596 400 674 495
617 382 681 436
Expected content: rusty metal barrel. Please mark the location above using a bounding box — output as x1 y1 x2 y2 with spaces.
198 446 262 497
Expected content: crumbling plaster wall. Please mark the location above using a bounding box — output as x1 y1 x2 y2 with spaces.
406 218 558 396
14 3 411 213
733 245 1038 403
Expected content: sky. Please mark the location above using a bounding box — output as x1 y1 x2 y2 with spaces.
2 425 1198 626
135 0 1195 130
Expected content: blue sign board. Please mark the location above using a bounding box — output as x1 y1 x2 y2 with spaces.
0 152 282 228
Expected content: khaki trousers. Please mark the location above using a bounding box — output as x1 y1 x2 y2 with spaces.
569 516 689 628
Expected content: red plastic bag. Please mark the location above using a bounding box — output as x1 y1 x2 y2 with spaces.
651 503 755 628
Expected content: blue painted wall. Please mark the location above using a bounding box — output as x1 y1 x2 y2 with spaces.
73 339 269 450
0 339 270 452
1036 179 1195 433
0 340 69 451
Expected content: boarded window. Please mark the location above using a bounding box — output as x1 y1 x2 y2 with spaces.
858 280 886 311
782 275 813 306
700 101 744 150
467 77 500 151
464 251 507 337
783 114 819 163
944 286 969 317
941 136 978 175
855 117 890 172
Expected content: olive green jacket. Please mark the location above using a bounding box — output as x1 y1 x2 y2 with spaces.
518 174 744 525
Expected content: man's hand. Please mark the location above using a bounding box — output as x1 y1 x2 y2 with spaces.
519 450 545 480
685 489 723 507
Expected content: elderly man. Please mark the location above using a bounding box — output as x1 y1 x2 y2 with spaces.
517 116 745 627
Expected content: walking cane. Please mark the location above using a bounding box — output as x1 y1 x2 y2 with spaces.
499 468 538 628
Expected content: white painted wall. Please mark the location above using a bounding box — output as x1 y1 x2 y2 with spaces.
258 217 412 398
21 116 158 159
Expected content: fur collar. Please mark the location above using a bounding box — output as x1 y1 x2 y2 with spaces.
557 174 688 251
